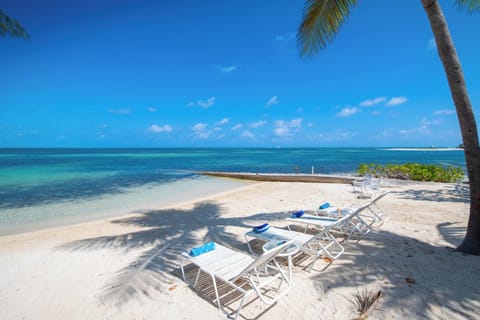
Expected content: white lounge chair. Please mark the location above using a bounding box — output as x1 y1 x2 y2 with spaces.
352 174 381 198
180 240 293 319
244 217 351 272
287 203 373 242
315 192 390 228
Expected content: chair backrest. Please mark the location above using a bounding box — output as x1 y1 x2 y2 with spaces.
310 202 372 240
231 239 294 281
362 191 389 207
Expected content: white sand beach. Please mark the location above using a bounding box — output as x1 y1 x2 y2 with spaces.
0 180 479 319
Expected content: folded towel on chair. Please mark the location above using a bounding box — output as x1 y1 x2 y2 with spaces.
319 202 330 210
290 210 305 218
189 242 216 257
253 223 270 233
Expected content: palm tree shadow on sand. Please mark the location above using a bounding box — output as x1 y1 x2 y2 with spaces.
57 201 284 308
395 183 470 203
310 224 479 319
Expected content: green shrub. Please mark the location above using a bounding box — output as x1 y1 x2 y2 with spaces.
357 163 464 182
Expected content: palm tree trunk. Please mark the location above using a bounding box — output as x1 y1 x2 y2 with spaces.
421 0 480 254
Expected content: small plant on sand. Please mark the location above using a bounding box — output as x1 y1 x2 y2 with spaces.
350 287 382 319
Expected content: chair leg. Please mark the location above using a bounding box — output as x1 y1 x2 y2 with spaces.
193 268 201 287
244 234 254 254
233 294 247 320
180 259 186 281
211 274 222 310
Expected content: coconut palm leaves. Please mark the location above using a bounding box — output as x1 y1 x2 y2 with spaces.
297 0 358 56
455 0 480 13
0 9 29 39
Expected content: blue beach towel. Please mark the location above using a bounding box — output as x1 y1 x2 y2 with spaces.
189 242 215 257
290 210 305 218
319 202 330 210
253 223 270 233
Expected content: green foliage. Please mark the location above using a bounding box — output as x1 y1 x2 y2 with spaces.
0 10 30 39
357 163 464 182
298 0 358 56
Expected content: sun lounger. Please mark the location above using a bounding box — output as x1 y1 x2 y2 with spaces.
286 203 372 241
180 240 293 319
244 219 347 272
315 192 390 227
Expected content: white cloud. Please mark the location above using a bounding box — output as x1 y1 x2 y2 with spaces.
147 107 157 112
274 32 294 43
288 118 302 128
192 123 208 131
274 127 290 137
337 107 360 117
420 118 442 126
427 38 437 50
148 124 172 133
310 130 357 142
371 110 381 116
231 124 243 131
241 130 254 138
249 120 267 128
399 125 431 136
273 119 302 137
360 97 386 107
217 118 229 126
195 132 211 139
265 96 279 108
307 122 314 127
385 96 407 107
198 97 215 108
217 65 237 73
187 97 216 108
108 108 131 115
213 127 223 131
192 123 211 139
434 109 455 115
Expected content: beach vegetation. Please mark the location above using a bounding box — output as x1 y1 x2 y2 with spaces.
358 163 464 183
297 0 480 255
350 287 382 319
0 9 30 39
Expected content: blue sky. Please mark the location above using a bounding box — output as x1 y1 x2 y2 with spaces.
1 0 479 147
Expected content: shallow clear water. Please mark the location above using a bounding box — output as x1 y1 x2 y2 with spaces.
0 147 465 233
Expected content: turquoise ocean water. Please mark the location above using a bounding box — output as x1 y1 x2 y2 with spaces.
0 148 465 233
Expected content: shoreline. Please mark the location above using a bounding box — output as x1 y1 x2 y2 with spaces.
0 179 477 319
198 171 356 184
0 175 255 237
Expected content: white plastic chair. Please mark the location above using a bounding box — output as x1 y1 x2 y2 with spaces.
180 240 293 319
352 174 381 198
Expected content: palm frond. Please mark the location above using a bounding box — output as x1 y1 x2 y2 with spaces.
0 10 30 39
455 0 480 13
297 0 358 57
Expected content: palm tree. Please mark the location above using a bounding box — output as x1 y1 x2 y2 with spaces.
298 0 480 255
0 9 29 39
